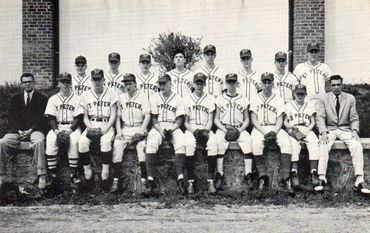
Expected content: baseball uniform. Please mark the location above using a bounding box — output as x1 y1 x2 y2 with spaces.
136 71 159 99
237 70 261 102
72 73 92 96
285 100 319 162
105 71 125 95
183 92 217 156
215 93 252 155
273 72 299 103
167 69 194 98
195 65 226 98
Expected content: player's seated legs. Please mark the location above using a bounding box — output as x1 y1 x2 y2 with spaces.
68 129 81 183
251 128 268 190
305 131 319 185
78 130 92 180
30 131 47 189
100 128 114 182
214 129 229 190
45 130 59 183
145 128 162 191
0 134 21 189
184 130 197 193
238 130 253 187
206 132 218 193
276 129 293 192
172 128 186 194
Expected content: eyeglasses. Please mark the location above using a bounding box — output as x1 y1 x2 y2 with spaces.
241 57 251 61
21 81 34 84
309 50 319 54
262 80 272 84
60 80 71 84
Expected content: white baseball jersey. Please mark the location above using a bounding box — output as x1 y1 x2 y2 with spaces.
80 88 118 118
195 65 226 97
184 92 216 126
167 69 194 98
237 70 261 102
72 73 92 96
136 71 159 99
150 92 184 123
249 93 285 126
293 62 332 100
216 93 249 127
45 92 83 123
285 100 316 128
105 71 125 95
273 71 299 103
117 90 150 126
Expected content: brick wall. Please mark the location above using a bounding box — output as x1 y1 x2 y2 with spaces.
23 0 58 89
292 0 325 68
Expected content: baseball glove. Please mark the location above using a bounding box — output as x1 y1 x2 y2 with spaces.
86 128 102 141
130 132 148 145
57 131 70 147
163 129 173 141
264 131 279 151
225 127 240 142
287 127 306 141
193 129 210 146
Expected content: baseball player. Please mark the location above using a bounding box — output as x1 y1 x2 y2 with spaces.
111 73 151 193
194 45 226 98
183 72 217 194
78 69 118 189
145 74 186 193
105 52 125 95
293 41 332 108
272 52 299 103
44 72 83 185
136 54 159 99
284 84 319 187
250 72 293 192
237 49 261 102
167 49 194 98
214 73 253 190
72 55 92 96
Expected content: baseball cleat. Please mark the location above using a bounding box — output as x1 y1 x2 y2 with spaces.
207 180 216 194
71 175 81 185
244 173 254 189
291 171 300 188
311 170 319 186
314 179 327 192
110 179 119 193
214 172 225 191
147 179 157 193
258 176 269 191
355 182 370 195
187 180 195 194
177 178 186 194
285 179 294 194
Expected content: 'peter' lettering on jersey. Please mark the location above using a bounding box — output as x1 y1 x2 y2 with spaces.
184 93 216 126
118 90 150 126
72 74 92 96
136 71 159 99
151 92 184 123
45 92 83 123
105 71 125 94
285 100 316 127
81 88 118 118
250 93 285 126
195 65 226 97
237 70 260 101
216 93 249 127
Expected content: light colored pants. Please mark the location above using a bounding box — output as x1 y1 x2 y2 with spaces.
78 122 115 153
146 122 185 154
184 127 217 157
215 129 252 155
289 126 319 162
113 126 146 163
251 126 292 156
0 131 46 176
46 125 81 159
318 129 364 177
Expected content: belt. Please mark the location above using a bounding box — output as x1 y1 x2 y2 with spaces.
158 120 175 123
224 124 242 128
59 122 72 125
90 117 110 122
123 123 142 127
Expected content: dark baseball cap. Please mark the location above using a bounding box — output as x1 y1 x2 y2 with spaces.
59 72 72 81
193 73 207 83
307 41 320 52
203 44 216 54
139 54 151 63
240 49 252 59
91 69 104 80
108 52 120 63
261 72 274 81
294 84 307 94
122 73 136 82
275 51 287 61
225 73 238 82
75 55 87 65
158 74 171 83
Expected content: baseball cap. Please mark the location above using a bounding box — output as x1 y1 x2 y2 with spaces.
294 84 307 94
139 54 151 63
225 73 238 82
75 55 87 65
158 74 171 83
240 49 252 59
261 72 274 81
307 41 320 52
275 51 287 61
193 73 207 83
122 73 136 82
59 72 72 81
108 52 120 63
91 69 104 80
203 44 216 54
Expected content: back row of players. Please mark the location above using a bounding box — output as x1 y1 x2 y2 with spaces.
47 42 368 195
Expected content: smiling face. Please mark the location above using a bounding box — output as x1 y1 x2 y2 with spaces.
59 79 72 92
21 76 35 93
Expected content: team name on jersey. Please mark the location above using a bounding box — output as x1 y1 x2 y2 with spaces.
124 101 142 110
299 69 327 79
288 113 312 122
220 103 244 112
256 103 278 114
56 104 76 111
188 105 209 114
139 83 158 92
174 78 192 89
240 78 259 86
276 82 293 90
209 75 223 84
107 81 124 89
74 84 91 92
159 104 176 112
87 101 111 108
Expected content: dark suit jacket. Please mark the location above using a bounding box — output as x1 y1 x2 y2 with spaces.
8 91 48 133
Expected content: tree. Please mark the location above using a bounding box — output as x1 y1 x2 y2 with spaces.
146 32 202 72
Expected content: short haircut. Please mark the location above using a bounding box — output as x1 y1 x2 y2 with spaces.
20 73 35 82
173 49 185 59
329 75 343 83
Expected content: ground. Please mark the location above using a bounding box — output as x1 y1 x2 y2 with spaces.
1 202 370 233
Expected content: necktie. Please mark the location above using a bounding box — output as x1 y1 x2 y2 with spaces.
26 93 30 106
335 95 340 117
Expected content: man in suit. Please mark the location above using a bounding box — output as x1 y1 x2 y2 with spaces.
0 73 48 191
315 75 370 194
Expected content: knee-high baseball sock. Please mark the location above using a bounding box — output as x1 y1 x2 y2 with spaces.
79 152 92 180
145 153 156 180
186 156 196 181
254 155 267 177
175 153 186 180
139 161 147 180
111 162 121 180
281 153 292 181
310 160 318 173
101 151 112 180
207 156 217 180
291 161 298 173
243 153 253 175
46 154 57 177
216 155 224 175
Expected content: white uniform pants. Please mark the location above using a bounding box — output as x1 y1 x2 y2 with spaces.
215 129 252 155
184 127 217 157
46 124 81 159
78 122 115 153
146 122 185 154
251 126 292 155
318 129 364 177
289 126 319 162
113 126 146 163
